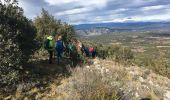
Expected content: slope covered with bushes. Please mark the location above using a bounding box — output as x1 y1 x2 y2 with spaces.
0 0 38 86
0 0 169 99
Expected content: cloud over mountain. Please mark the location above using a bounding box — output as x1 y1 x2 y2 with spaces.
18 0 170 24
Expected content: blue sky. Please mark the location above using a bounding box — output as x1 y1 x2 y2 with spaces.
16 0 170 24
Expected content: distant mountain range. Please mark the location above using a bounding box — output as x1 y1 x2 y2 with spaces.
74 22 170 30
74 22 170 36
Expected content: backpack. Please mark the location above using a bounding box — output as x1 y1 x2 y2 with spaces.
56 40 64 50
44 39 53 49
89 47 94 53
68 43 74 51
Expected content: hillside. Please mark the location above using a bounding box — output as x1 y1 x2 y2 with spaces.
5 58 170 100
76 27 113 36
1 1 170 100
56 58 170 100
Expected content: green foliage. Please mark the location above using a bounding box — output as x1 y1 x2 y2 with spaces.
0 0 39 85
95 44 134 64
33 9 81 66
81 40 134 65
34 9 76 43
114 46 134 64
34 8 60 40
82 31 170 78
139 52 170 78
61 23 76 44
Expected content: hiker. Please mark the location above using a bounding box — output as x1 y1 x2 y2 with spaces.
76 40 82 53
84 47 90 57
76 40 86 64
67 40 74 58
56 36 65 64
44 35 55 64
92 47 97 58
89 47 94 58
69 41 78 67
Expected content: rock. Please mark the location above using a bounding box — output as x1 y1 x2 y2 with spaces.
139 77 145 82
105 69 109 73
86 66 90 69
135 92 139 98
164 91 170 100
5 95 12 100
148 80 153 85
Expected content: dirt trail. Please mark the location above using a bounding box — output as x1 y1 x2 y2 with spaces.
5 58 72 100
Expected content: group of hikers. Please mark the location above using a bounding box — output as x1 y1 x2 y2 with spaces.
44 35 97 66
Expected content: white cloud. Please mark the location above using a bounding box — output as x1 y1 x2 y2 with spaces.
18 0 170 24
133 13 170 21
44 0 107 8
44 0 78 5
55 7 93 16
142 5 165 11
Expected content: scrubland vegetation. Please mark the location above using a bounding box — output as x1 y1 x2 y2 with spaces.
81 31 170 78
0 0 76 96
0 0 170 100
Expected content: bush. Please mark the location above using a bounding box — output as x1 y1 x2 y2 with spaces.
114 46 134 64
0 1 39 85
95 44 134 64
34 9 76 44
139 52 170 78
56 64 127 100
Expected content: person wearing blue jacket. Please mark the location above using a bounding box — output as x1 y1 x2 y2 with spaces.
56 36 65 64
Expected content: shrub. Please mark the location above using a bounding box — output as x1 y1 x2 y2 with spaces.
0 1 39 85
56 64 127 100
95 44 134 64
34 9 76 44
140 52 170 78
114 46 134 64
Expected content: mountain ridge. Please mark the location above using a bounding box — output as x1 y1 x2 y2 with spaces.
74 22 170 36
74 22 170 30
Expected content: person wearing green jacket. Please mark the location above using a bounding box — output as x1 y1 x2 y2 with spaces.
44 35 55 64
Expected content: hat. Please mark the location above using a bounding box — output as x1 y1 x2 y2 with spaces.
47 36 53 40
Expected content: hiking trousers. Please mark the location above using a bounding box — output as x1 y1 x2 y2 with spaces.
48 50 53 64
56 49 63 64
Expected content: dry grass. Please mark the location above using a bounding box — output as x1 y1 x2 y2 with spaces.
4 58 170 100
55 59 127 100
55 58 170 100
156 46 170 48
